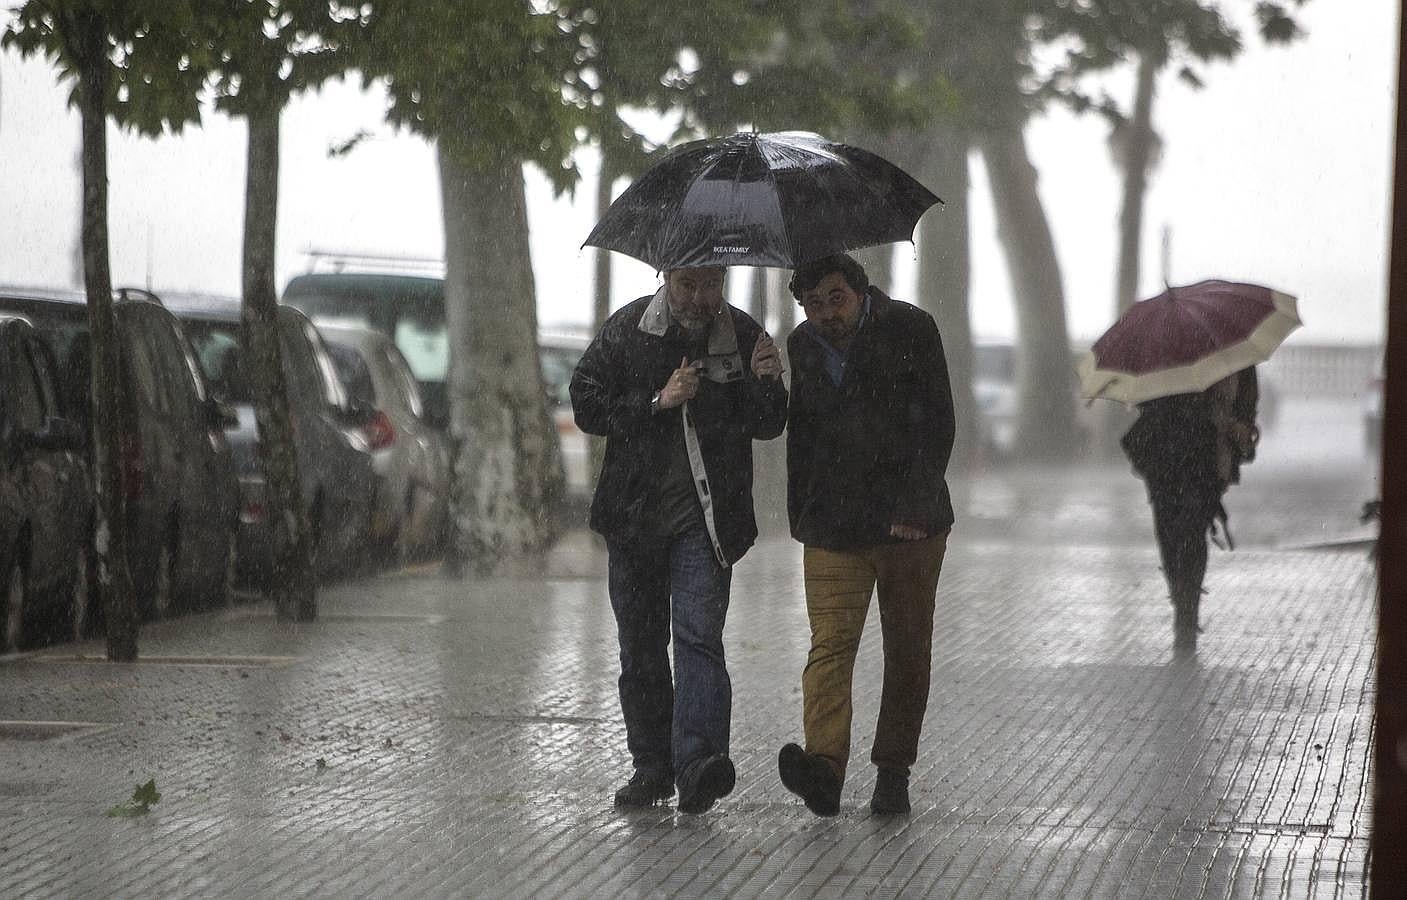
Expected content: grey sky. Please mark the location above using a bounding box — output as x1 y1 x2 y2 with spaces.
0 2 1394 345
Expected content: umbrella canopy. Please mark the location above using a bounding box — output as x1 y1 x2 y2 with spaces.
1077 279 1302 404
583 131 941 271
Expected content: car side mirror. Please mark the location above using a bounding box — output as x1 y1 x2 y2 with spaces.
205 398 240 431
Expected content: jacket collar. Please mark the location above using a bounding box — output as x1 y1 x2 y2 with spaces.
638 285 739 357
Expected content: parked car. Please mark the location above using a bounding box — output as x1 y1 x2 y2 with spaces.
283 271 594 498
0 288 241 621
0 314 91 651
168 294 378 583
972 340 1017 459
317 322 451 562
539 332 591 498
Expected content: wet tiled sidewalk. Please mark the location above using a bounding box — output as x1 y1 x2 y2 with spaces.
0 523 1375 898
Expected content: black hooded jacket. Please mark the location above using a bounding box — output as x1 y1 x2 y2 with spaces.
786 289 956 550
570 294 787 565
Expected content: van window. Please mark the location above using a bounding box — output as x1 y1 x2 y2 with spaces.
394 318 448 382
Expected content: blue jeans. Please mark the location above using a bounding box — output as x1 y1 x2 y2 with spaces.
607 525 733 785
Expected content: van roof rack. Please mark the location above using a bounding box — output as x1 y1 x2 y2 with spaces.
114 286 164 306
302 248 445 275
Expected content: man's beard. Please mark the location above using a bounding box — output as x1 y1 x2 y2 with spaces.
817 319 856 344
671 305 717 333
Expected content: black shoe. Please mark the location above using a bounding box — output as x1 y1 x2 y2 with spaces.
778 743 841 816
676 754 736 814
869 767 910 815
614 769 674 808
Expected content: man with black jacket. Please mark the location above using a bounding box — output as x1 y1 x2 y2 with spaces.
571 265 787 813
776 253 956 817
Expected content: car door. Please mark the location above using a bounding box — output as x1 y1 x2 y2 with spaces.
149 312 233 599
279 311 373 559
117 306 177 585
4 330 61 599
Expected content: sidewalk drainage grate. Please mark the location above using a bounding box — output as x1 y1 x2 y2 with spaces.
1207 821 1333 836
29 654 300 668
318 614 446 625
232 611 446 625
0 720 112 742
0 780 58 797
452 713 609 726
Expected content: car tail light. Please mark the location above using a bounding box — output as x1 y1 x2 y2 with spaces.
365 410 396 451
240 499 266 525
121 442 145 500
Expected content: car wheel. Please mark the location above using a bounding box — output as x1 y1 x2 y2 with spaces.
151 539 176 619
3 554 26 653
69 542 91 642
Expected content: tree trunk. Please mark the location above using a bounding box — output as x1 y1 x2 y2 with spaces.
1096 53 1162 458
438 143 563 572
914 127 978 477
76 20 138 661
1114 53 1160 318
242 104 316 621
592 159 615 331
980 121 1083 460
588 157 615 493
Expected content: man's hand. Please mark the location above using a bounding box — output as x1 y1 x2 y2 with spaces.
751 332 782 379
658 357 700 410
888 524 928 541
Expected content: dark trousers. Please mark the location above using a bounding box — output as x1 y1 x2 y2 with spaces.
1148 488 1217 604
799 531 949 780
606 525 732 785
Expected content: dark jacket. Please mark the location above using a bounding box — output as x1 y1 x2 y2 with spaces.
786 289 956 550
570 294 787 565
1122 366 1259 499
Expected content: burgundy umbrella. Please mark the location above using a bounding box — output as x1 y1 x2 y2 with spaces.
1077 279 1302 404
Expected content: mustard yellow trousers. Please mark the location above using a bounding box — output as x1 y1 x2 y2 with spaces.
800 531 949 780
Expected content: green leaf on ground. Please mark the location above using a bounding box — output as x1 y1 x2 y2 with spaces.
106 779 161 817
315 757 327 771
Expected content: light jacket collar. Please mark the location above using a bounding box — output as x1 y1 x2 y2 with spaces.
638 285 739 358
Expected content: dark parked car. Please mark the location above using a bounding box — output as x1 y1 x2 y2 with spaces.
168 295 378 583
0 288 240 622
0 315 91 651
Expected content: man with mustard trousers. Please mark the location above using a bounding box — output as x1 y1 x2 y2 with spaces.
777 253 956 816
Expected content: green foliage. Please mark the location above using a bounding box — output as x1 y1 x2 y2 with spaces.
4 1 207 136
355 1 589 187
105 779 161 817
357 1 941 187
1029 0 1311 123
194 0 369 115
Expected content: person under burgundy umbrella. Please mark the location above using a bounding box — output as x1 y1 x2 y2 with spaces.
1078 279 1302 650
